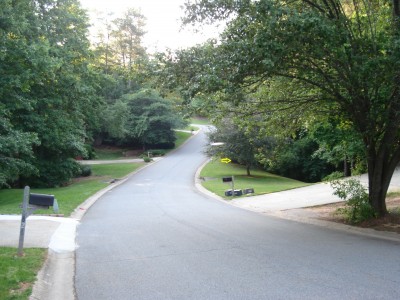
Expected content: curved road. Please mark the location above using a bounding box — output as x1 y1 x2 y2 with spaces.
76 129 400 299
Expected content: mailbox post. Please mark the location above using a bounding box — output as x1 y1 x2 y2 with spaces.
18 186 58 256
222 176 235 197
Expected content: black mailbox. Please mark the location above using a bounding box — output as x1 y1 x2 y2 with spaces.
222 177 233 182
234 189 243 196
225 190 233 196
243 188 254 195
29 193 55 208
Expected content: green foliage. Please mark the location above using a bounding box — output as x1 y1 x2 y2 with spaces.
143 156 152 163
25 159 82 188
310 118 365 176
124 89 184 148
265 134 336 183
331 178 376 224
0 0 103 188
146 149 168 157
0 163 144 215
174 0 400 215
322 171 345 182
205 118 261 175
83 144 97 160
0 247 47 300
79 165 92 177
101 100 129 140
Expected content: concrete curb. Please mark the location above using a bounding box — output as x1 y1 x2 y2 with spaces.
193 160 400 244
30 129 203 300
30 158 164 300
251 209 400 243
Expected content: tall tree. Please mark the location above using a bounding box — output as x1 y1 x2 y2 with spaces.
0 0 102 187
205 118 262 176
175 0 400 216
124 89 183 149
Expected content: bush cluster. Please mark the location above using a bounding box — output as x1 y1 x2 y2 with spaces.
330 178 376 224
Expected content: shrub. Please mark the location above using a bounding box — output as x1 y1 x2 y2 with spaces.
323 171 344 182
84 144 97 159
148 149 167 156
330 178 376 224
79 165 92 177
143 157 152 163
23 158 82 187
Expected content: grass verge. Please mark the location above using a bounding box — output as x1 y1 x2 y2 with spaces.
0 163 144 216
200 160 309 199
94 148 127 160
93 130 193 160
175 131 192 149
0 247 47 300
190 117 211 125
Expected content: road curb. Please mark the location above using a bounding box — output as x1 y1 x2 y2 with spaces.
32 130 205 300
194 160 400 244
31 158 164 300
30 250 75 300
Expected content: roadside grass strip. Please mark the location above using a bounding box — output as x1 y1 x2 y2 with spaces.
0 247 46 300
0 163 143 216
190 117 211 125
94 131 193 161
175 131 192 148
94 148 127 160
200 160 310 199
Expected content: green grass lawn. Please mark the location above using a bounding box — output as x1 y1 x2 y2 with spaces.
94 131 193 160
0 247 47 300
94 148 127 160
178 125 200 131
0 163 144 216
190 117 211 125
200 160 310 199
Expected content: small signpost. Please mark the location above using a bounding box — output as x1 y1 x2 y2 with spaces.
220 157 232 164
18 186 58 256
220 157 235 196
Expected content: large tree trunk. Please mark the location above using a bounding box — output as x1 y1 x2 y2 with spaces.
367 146 400 217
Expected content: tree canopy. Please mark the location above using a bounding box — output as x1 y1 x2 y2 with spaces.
161 0 400 216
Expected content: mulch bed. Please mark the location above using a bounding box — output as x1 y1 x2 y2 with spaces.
306 197 400 234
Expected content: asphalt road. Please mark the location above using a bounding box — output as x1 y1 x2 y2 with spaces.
75 128 400 300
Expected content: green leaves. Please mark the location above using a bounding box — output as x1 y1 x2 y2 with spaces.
0 0 102 188
125 90 179 148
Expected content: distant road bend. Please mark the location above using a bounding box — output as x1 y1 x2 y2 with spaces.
76 127 400 300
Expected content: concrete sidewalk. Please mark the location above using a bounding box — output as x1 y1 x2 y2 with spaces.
0 216 78 300
230 168 400 213
0 215 77 251
2 163 400 299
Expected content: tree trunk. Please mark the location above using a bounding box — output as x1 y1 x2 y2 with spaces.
367 149 399 216
246 165 251 176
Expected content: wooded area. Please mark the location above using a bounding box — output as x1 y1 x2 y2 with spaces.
1 0 399 218
0 0 185 188
161 0 400 216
